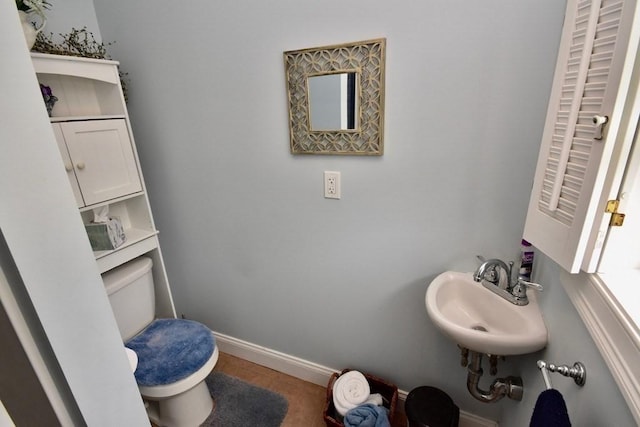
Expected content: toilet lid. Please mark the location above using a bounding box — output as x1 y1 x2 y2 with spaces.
126 318 215 387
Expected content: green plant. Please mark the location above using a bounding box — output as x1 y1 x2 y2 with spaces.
34 27 112 59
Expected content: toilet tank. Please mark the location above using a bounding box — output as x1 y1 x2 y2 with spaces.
103 257 155 341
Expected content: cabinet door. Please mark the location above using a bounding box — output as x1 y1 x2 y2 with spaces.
523 0 639 273
52 123 85 208
60 119 142 206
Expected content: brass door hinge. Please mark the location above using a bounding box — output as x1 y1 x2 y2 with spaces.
606 200 625 226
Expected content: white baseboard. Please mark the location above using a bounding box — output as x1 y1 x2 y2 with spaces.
212 331 497 427
213 331 336 387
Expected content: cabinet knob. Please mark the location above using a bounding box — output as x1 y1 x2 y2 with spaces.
76 162 86 170
593 115 608 140
65 164 73 172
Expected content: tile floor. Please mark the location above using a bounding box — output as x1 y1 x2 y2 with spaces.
214 352 407 427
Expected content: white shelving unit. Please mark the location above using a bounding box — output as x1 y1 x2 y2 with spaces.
32 53 176 318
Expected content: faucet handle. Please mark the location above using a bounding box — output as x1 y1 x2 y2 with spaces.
510 278 543 300
518 279 544 292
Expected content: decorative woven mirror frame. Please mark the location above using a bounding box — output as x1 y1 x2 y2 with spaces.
284 38 386 155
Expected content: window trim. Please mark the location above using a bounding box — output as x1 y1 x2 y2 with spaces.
561 270 640 424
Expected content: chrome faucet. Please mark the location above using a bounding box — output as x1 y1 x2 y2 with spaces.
474 258 512 290
474 257 543 305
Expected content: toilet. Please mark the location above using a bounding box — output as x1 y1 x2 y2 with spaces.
103 257 219 427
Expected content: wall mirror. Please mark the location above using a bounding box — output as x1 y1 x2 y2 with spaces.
307 72 357 131
284 38 386 155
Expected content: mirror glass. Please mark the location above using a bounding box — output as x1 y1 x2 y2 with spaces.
307 73 357 131
284 38 386 155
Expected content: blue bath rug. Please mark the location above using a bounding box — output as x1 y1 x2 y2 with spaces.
201 372 288 427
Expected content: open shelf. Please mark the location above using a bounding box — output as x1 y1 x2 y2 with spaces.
31 53 120 84
32 53 125 119
93 228 159 260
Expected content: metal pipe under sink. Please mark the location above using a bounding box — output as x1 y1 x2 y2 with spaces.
465 350 523 402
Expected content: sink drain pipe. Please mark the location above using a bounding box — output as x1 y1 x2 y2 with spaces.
466 350 523 402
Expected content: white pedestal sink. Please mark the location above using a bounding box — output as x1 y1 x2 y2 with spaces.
425 271 548 355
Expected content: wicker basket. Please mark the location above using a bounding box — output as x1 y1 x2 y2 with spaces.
323 369 398 427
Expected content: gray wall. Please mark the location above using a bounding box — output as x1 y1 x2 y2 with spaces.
37 0 101 45
85 0 635 424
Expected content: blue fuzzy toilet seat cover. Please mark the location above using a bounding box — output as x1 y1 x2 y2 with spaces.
126 318 215 387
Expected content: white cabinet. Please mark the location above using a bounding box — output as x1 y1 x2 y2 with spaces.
32 53 176 318
53 123 84 208
52 119 142 207
523 0 640 273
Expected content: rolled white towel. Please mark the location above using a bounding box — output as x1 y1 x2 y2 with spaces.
365 393 383 406
333 371 371 416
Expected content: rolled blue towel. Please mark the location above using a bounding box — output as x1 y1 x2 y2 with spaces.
530 389 571 427
344 403 390 427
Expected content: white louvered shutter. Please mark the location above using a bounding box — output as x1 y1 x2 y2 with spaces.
523 0 640 273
